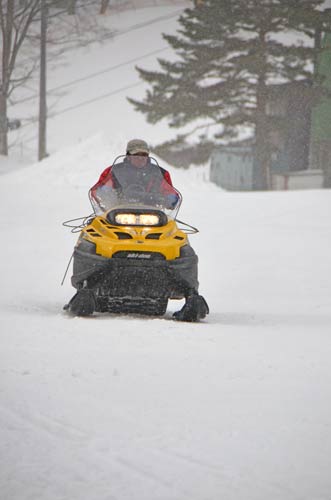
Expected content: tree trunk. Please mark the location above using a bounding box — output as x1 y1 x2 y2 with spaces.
0 92 8 156
100 0 110 15
254 76 270 190
253 28 270 191
0 0 14 156
38 0 47 161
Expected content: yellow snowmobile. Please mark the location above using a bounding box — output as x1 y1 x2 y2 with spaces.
63 157 209 321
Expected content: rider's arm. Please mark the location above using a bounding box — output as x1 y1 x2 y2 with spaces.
160 169 180 208
90 166 117 212
159 169 176 194
90 166 114 196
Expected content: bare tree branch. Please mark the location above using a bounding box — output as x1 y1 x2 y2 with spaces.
1 0 113 157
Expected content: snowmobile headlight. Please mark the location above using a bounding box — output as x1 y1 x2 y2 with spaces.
115 213 137 225
108 209 167 227
114 213 160 226
138 214 160 226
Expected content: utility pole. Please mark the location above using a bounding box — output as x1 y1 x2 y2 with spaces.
38 0 47 161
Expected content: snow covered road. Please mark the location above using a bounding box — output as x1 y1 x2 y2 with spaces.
1 141 331 500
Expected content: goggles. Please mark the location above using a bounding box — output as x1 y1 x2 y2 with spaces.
128 152 149 157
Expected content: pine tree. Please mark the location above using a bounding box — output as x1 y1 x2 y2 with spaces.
129 0 324 189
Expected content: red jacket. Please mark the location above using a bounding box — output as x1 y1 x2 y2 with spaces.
90 161 177 199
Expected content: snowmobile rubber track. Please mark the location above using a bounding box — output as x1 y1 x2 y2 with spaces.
96 296 168 316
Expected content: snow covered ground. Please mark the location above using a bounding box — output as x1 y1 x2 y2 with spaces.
1 4 331 500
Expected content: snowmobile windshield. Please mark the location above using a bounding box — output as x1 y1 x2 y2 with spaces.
89 155 182 220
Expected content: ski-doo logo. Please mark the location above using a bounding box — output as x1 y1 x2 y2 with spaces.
127 253 151 259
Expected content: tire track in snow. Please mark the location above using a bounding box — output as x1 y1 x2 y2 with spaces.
0 404 90 443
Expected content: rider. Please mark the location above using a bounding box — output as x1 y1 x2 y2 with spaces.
89 138 209 321
90 139 179 210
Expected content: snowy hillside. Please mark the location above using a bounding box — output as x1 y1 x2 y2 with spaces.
1 133 331 500
6 3 191 164
1 4 331 500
